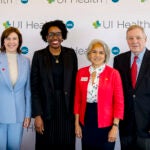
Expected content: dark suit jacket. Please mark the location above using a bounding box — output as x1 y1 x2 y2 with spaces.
31 46 78 120
113 49 150 138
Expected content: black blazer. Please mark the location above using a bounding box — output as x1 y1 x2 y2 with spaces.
31 46 78 120
113 49 150 138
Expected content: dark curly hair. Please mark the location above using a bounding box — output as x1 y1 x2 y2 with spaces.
1 27 22 53
40 20 68 42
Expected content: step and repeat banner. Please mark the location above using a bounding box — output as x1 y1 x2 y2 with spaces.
1 0 150 149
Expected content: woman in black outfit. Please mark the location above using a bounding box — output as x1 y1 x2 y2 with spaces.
31 20 78 150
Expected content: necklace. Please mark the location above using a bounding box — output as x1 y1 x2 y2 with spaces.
50 48 61 64
53 55 60 63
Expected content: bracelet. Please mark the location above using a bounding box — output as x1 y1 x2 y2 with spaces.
113 123 119 127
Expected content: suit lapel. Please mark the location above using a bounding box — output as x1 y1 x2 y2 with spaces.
0 53 13 89
14 54 23 89
62 47 72 91
136 50 150 89
119 52 132 87
62 47 75 111
44 48 55 92
125 52 132 85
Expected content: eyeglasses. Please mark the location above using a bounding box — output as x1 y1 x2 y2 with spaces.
48 32 62 38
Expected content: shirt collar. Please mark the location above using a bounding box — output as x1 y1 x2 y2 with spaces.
89 64 106 75
131 47 146 62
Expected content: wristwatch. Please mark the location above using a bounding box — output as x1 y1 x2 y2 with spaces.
113 123 119 127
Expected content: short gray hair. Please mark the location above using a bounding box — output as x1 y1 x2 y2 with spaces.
86 39 110 63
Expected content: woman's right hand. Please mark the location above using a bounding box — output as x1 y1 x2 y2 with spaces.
34 116 44 135
75 123 82 138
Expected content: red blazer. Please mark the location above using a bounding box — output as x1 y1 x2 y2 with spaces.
74 65 124 128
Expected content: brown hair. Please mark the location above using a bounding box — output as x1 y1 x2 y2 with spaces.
1 27 22 53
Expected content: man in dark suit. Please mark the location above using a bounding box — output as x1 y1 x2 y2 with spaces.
113 25 150 150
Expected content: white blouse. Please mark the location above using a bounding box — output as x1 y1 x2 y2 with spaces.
87 64 106 103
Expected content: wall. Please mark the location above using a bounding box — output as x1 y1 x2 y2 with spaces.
0 0 150 149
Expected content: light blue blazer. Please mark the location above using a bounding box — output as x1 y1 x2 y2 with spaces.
0 52 31 123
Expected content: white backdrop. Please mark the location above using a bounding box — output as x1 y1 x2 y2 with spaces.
1 0 150 149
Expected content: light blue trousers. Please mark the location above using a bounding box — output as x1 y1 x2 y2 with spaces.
0 123 23 150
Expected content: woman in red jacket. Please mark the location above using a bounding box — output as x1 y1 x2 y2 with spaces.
74 39 124 150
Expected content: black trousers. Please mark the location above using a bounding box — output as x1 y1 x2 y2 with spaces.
81 103 115 150
120 135 150 150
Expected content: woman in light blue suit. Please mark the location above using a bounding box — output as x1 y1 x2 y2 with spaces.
0 27 31 150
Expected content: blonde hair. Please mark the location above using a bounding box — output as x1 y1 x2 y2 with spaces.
86 39 110 63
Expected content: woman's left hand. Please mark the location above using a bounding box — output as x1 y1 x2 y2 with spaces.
23 118 31 128
108 125 118 142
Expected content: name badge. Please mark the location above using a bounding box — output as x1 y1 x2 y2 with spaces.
81 77 88 81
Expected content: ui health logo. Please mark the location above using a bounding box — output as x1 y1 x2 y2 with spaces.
0 0 29 4
140 0 148 2
21 46 29 54
112 0 119 2
21 0 28 4
47 0 55 3
93 21 101 29
3 21 11 29
47 0 120 4
2 20 74 30
66 21 74 29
